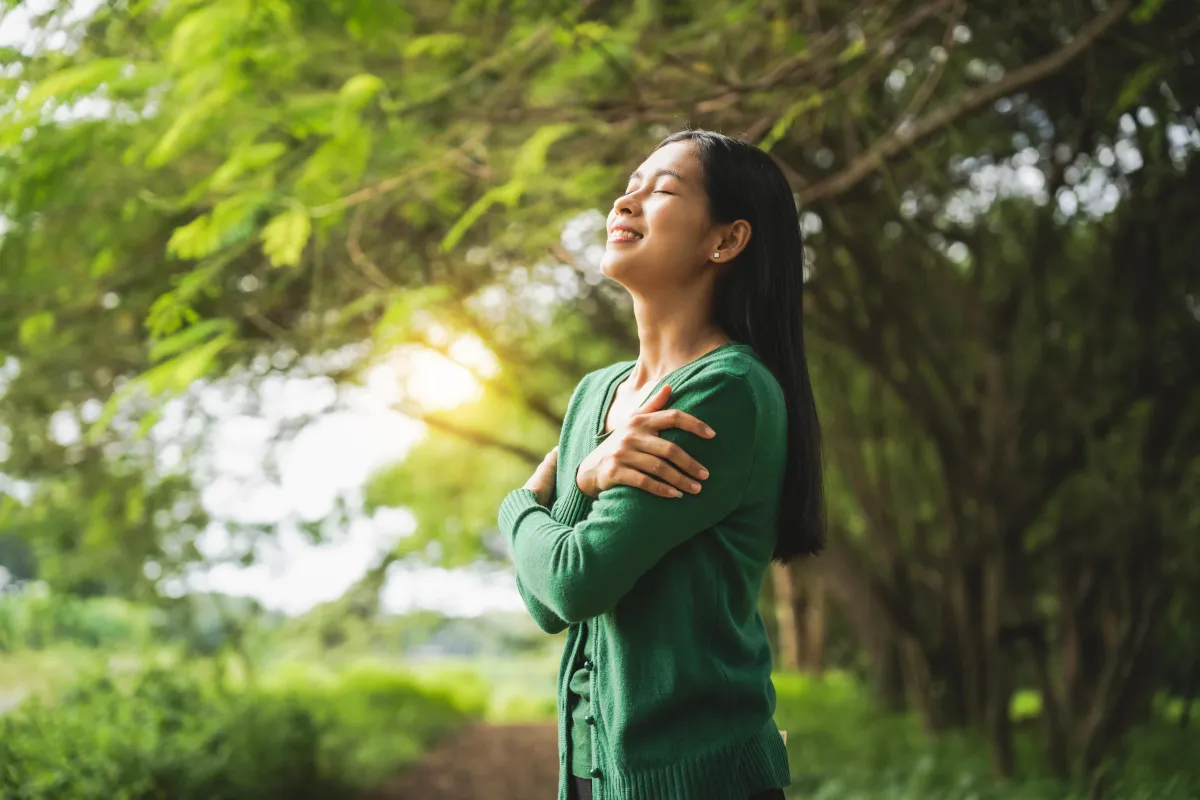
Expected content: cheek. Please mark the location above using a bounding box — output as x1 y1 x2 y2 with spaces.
649 203 707 245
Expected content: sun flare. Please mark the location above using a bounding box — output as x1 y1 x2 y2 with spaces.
380 334 499 413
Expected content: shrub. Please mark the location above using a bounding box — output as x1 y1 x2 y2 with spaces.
772 670 1200 800
0 589 155 652
0 662 483 799
265 661 486 789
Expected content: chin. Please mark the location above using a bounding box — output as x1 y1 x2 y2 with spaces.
599 250 633 285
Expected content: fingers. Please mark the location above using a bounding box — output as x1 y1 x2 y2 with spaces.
641 436 708 482
624 450 703 495
643 408 716 439
611 466 685 499
638 383 672 413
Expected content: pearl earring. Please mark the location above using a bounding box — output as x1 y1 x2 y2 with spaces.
713 252 720 258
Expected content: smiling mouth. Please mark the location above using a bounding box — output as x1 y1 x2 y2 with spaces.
607 230 643 243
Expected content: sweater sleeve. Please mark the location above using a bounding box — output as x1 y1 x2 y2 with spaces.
505 372 596 635
498 368 759 624
514 573 568 634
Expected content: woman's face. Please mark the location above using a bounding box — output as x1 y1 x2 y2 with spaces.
601 141 720 289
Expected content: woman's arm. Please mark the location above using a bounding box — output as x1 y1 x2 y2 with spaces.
506 372 597 635
498 368 760 624
514 574 569 634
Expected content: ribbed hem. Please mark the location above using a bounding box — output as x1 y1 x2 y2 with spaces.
557 480 596 527
738 717 792 795
498 488 545 544
595 719 790 800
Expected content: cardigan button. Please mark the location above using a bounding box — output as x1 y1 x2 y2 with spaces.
585 714 595 725
590 768 602 779
584 659 595 671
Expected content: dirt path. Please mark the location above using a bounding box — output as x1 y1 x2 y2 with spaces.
372 722 559 800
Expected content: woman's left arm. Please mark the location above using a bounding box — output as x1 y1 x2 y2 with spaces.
498 370 759 624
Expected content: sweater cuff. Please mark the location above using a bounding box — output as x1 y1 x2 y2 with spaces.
558 479 596 527
498 488 545 544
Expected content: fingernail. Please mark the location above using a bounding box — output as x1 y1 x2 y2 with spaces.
705 428 715 438
698 469 709 479
689 482 700 493
670 489 683 498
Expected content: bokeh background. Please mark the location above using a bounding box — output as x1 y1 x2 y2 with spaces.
0 0 1197 798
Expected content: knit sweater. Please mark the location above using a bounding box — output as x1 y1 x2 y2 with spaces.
498 342 793 800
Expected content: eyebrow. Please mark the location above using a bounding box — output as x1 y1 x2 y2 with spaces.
628 167 685 183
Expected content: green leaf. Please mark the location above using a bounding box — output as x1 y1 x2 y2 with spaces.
167 191 268 260
836 38 866 64
339 74 385 109
90 249 117 279
760 92 824 151
20 59 126 112
142 333 233 396
260 207 311 267
441 124 573 251
513 123 575 179
1112 61 1164 116
148 318 236 363
402 32 468 59
147 87 235 168
1130 0 1168 23
440 182 523 252
18 312 55 347
210 142 288 190
167 3 249 66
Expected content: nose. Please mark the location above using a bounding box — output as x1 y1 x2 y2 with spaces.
612 188 640 218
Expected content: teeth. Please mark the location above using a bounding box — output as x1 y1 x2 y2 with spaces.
611 230 642 240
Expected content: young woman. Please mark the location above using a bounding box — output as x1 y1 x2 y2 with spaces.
497 129 825 800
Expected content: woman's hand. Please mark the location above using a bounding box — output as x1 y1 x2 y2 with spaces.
576 384 715 500
523 446 558 507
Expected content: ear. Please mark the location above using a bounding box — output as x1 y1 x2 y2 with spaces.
710 219 752 263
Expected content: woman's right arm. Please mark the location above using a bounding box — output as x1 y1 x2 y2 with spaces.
515 574 569 634
506 372 597 635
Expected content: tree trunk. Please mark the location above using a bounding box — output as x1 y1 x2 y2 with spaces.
771 561 826 673
772 562 801 671
798 567 827 673
872 636 907 712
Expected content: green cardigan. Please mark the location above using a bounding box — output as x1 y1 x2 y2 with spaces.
498 342 792 800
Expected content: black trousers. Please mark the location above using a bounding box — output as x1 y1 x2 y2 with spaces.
570 776 786 799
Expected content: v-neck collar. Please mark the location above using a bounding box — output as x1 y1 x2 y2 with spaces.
592 341 751 440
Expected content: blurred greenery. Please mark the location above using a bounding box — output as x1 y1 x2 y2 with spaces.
771 673 1200 800
0 660 482 799
1 0 1198 796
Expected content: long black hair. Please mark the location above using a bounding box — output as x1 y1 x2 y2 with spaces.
655 128 825 562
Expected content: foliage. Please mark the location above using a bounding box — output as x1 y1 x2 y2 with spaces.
772 672 1200 800
262 661 487 789
0 587 157 652
0 661 482 799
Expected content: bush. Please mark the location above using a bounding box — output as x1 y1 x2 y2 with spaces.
0 662 483 799
264 661 486 789
0 588 155 652
772 670 1200 800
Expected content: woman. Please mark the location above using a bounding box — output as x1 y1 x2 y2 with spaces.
497 129 825 800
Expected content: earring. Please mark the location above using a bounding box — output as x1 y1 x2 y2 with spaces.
713 252 720 258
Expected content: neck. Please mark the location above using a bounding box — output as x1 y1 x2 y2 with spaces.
627 288 730 389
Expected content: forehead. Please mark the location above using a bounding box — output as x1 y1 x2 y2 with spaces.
632 140 700 180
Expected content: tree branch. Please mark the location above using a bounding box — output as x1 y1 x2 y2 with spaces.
393 400 547 465
797 0 1132 204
